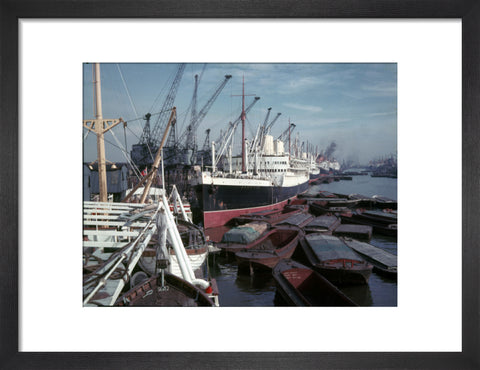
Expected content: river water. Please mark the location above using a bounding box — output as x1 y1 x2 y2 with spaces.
207 175 398 307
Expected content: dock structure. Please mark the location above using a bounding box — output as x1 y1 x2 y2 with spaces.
342 238 397 277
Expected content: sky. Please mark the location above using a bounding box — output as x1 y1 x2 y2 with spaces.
83 63 397 165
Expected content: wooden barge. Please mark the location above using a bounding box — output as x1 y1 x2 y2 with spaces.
273 259 357 306
332 224 373 241
304 215 341 234
298 233 373 285
235 228 301 273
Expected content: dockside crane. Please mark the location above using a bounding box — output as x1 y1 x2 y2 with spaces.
131 63 186 169
179 74 232 165
197 128 212 166
254 109 282 154
277 122 296 143
250 107 272 153
265 112 281 135
214 96 261 166
202 129 211 153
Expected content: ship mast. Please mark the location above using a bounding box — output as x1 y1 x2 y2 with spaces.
288 118 291 160
231 76 255 173
83 63 123 202
241 76 246 173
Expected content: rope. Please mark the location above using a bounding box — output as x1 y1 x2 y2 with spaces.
149 67 174 114
116 64 139 118
108 129 142 179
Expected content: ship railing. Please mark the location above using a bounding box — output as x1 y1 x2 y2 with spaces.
83 201 161 306
83 196 211 306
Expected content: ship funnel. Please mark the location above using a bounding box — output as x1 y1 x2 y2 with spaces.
263 135 274 155
274 140 284 155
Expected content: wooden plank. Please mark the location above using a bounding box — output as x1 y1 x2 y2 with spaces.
84 201 145 209
83 214 128 220
83 230 140 238
83 241 130 248
83 220 148 228
83 209 131 215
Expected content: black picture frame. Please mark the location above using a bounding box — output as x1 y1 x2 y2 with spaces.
2 1 478 369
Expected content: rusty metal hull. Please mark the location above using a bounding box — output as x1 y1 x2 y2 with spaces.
235 228 301 272
233 206 303 226
314 263 372 285
217 228 275 255
273 259 357 306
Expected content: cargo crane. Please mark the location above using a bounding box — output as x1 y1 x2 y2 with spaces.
277 122 296 143
197 128 211 166
179 74 232 165
265 112 281 135
202 129 211 153
214 96 261 167
252 109 281 154
250 107 271 153
162 73 199 167
163 70 203 166
131 63 186 169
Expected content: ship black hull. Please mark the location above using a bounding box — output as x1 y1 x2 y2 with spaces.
194 180 309 228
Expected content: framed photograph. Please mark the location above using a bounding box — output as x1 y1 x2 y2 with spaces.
3 0 478 368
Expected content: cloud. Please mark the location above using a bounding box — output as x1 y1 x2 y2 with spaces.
366 111 397 117
283 103 323 113
362 82 396 96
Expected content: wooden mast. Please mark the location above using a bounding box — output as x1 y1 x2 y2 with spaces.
121 107 176 203
139 108 176 203
83 63 123 202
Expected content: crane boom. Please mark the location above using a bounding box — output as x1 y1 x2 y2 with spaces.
215 96 260 162
190 74 199 132
251 107 271 153
277 122 296 142
214 96 260 145
179 74 232 149
144 64 186 148
265 112 281 135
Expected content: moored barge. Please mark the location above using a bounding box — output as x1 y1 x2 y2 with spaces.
273 259 357 306
298 233 373 285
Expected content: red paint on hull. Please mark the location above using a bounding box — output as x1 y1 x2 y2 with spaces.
203 198 293 229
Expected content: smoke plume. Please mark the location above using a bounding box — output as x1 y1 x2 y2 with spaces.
324 141 337 159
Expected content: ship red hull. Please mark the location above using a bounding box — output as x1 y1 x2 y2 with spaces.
203 198 293 229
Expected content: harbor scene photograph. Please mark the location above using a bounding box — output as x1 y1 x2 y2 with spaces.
83 62 398 307
14 17 465 361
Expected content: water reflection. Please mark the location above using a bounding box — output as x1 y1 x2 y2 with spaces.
339 283 373 306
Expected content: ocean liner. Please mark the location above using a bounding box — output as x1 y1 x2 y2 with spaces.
190 79 310 229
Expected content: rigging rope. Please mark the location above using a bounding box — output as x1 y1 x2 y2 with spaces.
149 67 175 114
108 129 142 179
116 64 139 119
